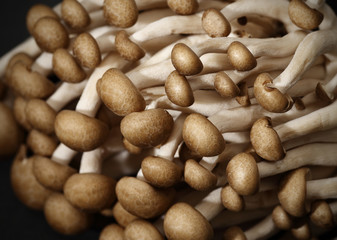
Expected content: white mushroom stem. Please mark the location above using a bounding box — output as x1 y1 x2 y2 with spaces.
49 143 77 166
244 214 280 240
221 0 297 32
270 27 337 94
194 187 224 221
306 176 337 199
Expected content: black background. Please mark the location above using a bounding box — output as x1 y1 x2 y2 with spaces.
1 1 337 240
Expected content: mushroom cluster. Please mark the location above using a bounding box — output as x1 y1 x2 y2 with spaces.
1 0 337 239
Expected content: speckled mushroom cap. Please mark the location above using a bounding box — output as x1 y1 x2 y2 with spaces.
27 129 58 157
167 0 199 15
278 167 309 217
10 62 55 99
184 159 217 191
44 192 93 235
202 8 231 38
26 4 59 35
288 0 323 30
226 152 259 196
272 205 293 230
120 108 174 148
61 0 91 31
182 113 225 157
254 73 293 113
54 110 109 152
250 117 285 161
99 68 146 116
99 224 124 240
124 219 164 240
0 102 22 156
33 155 76 191
64 173 117 212
5 52 33 83
116 177 175 219
103 0 139 28
227 41 256 71
111 201 139 227
115 30 145 62
214 71 240 98
163 202 214 240
13 96 32 131
309 200 334 229
223 226 247 240
141 156 183 188
171 43 203 76
221 184 245 212
10 146 53 210
32 16 69 53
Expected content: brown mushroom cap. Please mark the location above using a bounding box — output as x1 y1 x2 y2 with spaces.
99 224 124 240
5 52 33 83
33 17 69 53
202 8 231 38
226 152 259 196
253 73 293 113
142 156 183 188
99 68 146 116
64 173 117 212
165 70 194 107
250 117 285 161
288 0 323 30
178 142 202 163
26 4 59 35
235 81 251 107
10 146 53 210
116 177 175 219
278 168 309 217
73 32 101 69
103 0 138 28
44 192 92 235
54 110 109 152
164 202 213 240
10 62 55 99
227 41 257 71
124 219 164 240
171 43 203 76
309 200 334 229
221 184 245 212
61 0 91 30
25 98 57 135
13 96 32 131
115 30 145 62
214 71 240 98
223 226 247 240
291 221 311 240
111 201 139 227
33 155 76 191
27 129 58 157
52 48 86 83
272 205 293 230
0 103 23 156
167 0 199 15
123 138 143 154
184 159 217 191
120 108 174 148
182 113 225 157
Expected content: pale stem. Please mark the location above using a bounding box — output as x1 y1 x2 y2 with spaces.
50 143 77 166
306 177 337 199
244 215 279 240
194 187 224 221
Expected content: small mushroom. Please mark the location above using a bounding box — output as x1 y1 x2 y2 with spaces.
44 192 92 235
223 226 247 240
61 0 91 30
202 8 231 38
214 71 240 98
64 173 117 212
221 184 245 212
111 201 139 227
171 43 203 76
26 4 59 35
167 0 199 15
116 177 175 219
99 224 124 240
103 0 138 28
227 41 257 71
120 108 174 148
309 200 334 229
27 129 58 157
124 219 164 240
54 110 109 152
164 202 214 240
115 30 145 62
271 205 293 230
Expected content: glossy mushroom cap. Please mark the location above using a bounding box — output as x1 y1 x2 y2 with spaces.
0 103 22 156
44 192 92 235
141 156 183 188
250 117 285 161
116 177 175 219
183 113 225 157
33 155 76 191
103 0 138 28
10 146 52 210
171 43 203 76
254 73 293 113
278 167 309 217
64 173 117 212
184 159 217 191
164 202 213 240
54 110 109 152
226 152 259 196
98 68 146 116
124 219 164 240
120 109 174 148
